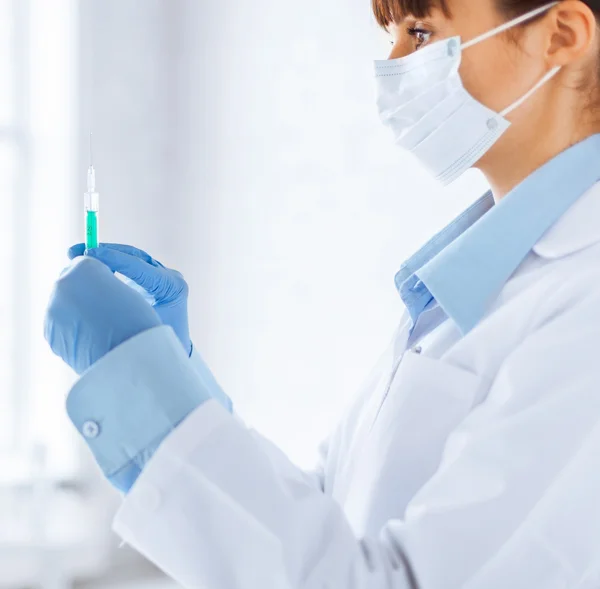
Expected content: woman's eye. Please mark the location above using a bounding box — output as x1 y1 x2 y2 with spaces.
407 27 432 50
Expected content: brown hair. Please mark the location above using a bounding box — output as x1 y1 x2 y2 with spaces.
371 0 600 27
372 0 448 26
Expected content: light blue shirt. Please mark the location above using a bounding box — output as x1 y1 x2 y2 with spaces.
67 134 600 492
397 134 600 335
68 340 232 492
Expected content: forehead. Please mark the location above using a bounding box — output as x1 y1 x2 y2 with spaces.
372 0 450 26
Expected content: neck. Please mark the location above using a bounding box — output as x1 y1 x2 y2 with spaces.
478 108 600 201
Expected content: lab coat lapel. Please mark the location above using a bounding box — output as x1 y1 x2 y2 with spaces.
532 181 600 259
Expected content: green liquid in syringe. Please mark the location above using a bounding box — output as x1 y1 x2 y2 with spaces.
86 210 98 249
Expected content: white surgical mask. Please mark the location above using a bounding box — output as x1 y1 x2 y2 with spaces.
375 1 561 185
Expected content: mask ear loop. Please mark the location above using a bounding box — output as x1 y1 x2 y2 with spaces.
461 1 559 50
500 66 561 117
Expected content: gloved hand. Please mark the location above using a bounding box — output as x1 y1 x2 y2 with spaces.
68 243 192 356
45 257 162 374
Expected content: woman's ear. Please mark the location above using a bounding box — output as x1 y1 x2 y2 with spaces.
546 0 598 67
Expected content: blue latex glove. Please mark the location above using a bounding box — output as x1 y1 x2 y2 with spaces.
68 243 191 356
45 257 161 374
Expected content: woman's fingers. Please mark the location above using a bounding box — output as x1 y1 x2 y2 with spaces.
68 243 86 259
67 243 164 267
85 247 164 295
95 243 159 266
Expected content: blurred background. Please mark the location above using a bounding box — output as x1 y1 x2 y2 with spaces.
0 0 488 586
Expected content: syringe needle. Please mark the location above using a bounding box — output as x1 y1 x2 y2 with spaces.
89 132 93 168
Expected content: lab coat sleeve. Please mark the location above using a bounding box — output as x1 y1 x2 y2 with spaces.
114 400 413 589
106 285 600 588
191 342 326 492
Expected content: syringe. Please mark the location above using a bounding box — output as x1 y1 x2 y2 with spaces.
84 133 99 250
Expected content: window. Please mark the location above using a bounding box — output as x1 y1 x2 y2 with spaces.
0 0 21 453
0 0 78 481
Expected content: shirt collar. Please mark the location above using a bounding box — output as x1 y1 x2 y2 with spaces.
395 133 600 335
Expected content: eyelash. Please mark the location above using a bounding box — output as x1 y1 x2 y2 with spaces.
388 26 433 50
406 27 432 49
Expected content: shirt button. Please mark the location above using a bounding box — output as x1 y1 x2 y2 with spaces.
81 420 100 439
136 483 162 512
412 345 423 355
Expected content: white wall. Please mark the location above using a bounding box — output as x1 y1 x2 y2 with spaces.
83 0 489 469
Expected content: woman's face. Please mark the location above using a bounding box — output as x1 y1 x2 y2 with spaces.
385 0 572 173
387 0 553 121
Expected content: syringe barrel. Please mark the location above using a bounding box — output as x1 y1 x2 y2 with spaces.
84 191 99 212
84 191 99 249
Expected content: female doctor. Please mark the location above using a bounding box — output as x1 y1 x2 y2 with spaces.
45 0 600 587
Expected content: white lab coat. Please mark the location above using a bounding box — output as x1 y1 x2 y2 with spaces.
111 182 600 588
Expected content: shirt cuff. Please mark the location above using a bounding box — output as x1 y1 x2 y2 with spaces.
66 325 209 478
189 343 233 413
